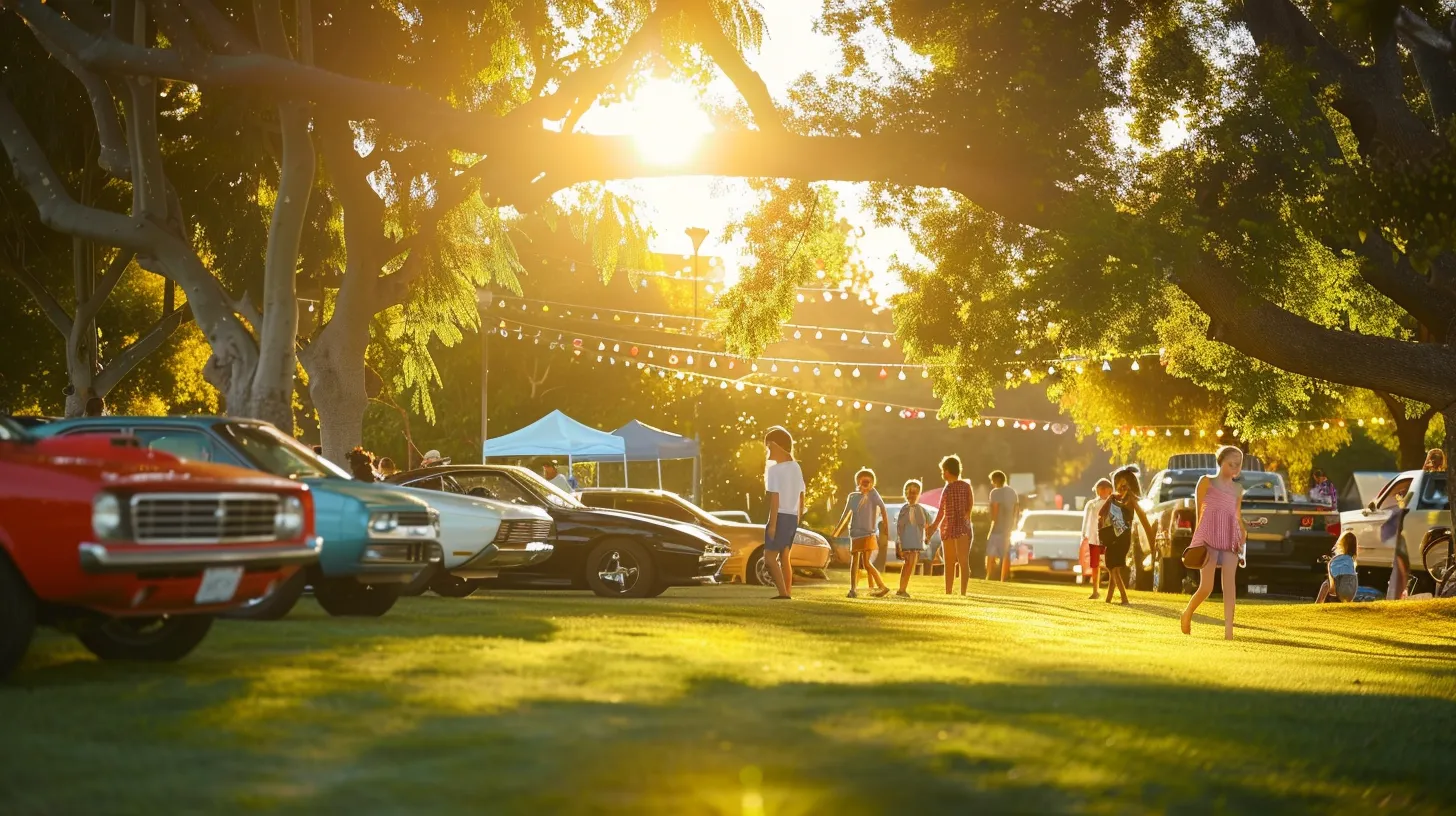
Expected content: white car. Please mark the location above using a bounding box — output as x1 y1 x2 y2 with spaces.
1009 510 1084 579
1339 469 1450 589
883 503 941 569
387 472 555 596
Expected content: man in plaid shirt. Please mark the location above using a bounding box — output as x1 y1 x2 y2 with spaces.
931 454 975 595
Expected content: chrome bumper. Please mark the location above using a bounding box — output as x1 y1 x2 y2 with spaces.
455 541 554 575
79 536 322 574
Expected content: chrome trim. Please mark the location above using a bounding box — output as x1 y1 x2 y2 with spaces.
128 491 283 545
79 536 321 574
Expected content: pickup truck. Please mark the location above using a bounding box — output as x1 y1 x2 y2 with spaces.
1339 470 1450 593
1142 464 1338 596
0 416 320 677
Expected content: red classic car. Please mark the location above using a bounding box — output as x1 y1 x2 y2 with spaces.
0 417 320 677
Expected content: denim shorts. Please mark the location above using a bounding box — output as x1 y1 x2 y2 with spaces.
764 513 798 552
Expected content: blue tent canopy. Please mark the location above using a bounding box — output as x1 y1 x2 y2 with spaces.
483 410 627 462
612 420 699 461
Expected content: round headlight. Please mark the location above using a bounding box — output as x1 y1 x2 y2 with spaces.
275 496 304 538
92 493 123 539
369 512 398 535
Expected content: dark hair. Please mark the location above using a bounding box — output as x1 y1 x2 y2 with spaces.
1112 466 1141 497
1337 531 1357 557
1215 445 1242 465
940 455 962 478
764 426 794 453
345 446 376 481
1312 469 1325 479
989 470 1007 486
855 468 876 485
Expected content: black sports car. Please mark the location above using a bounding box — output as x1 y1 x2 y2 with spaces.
386 464 731 598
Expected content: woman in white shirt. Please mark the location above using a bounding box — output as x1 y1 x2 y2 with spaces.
763 426 806 600
1080 478 1113 599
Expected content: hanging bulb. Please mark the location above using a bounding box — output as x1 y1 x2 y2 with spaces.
1005 372 1014 380
686 354 695 365
885 405 893 413
709 358 718 368
1322 421 1331 430
1022 368 1032 378
769 388 779 396
878 368 889 379
1357 418 1365 427
612 343 620 353
792 365 801 373
836 399 844 407
648 350 655 359
1102 360 1112 371
307 301 315 313
819 397 827 404
853 401 862 409
771 363 779 373
852 367 861 378
882 337 892 348
815 330 823 340
786 391 796 399
1047 366 1055 375
755 387 763 395
793 330 803 340
898 369 907 381
1131 360 1141 371
921 369 929 379
1184 429 1191 436
1113 428 1121 436
840 333 849 342
996 418 1005 427
1075 364 1083 374
1216 429 1225 437
598 342 606 351
813 366 822 376
861 335 871 345
735 383 745 392
498 300 506 308
1165 429 1172 437
796 294 806 303
834 368 843 378
634 315 640 324
865 403 874 411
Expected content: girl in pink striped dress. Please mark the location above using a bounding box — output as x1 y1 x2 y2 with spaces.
1180 446 1247 640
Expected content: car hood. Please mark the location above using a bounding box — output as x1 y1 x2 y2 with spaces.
304 477 430 510
570 507 727 547
6 435 298 492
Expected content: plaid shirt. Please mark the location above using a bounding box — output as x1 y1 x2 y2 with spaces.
938 479 973 539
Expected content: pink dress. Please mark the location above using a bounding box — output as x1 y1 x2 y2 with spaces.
1190 482 1243 552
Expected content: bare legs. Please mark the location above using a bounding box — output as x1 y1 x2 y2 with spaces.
1315 578 1332 604
1104 562 1129 604
1181 550 1237 639
941 536 971 594
766 547 793 598
897 550 919 596
849 541 889 597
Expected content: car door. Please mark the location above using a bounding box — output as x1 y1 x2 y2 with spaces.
1357 476 1412 568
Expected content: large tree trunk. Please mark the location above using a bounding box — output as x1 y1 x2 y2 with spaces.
301 324 368 465
1376 392 1437 471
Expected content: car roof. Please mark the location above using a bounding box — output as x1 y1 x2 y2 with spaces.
45 416 242 427
577 487 677 496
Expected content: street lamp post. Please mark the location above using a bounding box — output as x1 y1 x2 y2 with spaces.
684 227 709 504
477 286 493 462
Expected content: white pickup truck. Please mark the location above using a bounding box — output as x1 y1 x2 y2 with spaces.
1339 469 1451 591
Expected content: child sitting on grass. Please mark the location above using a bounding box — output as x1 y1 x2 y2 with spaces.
1316 532 1359 603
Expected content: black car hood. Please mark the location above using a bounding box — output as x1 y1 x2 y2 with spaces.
557 507 728 548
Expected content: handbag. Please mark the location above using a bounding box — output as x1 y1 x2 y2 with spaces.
1182 544 1208 570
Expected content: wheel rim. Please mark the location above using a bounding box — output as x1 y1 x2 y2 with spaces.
98 617 174 644
597 549 641 593
755 554 774 586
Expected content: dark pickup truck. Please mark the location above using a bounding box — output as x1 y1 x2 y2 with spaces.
1139 460 1338 597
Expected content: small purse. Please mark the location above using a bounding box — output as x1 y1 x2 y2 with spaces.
1182 545 1208 570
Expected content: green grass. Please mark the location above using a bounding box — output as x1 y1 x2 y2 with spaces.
4 576 1456 815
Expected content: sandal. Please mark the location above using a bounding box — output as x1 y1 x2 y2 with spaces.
872 587 891 598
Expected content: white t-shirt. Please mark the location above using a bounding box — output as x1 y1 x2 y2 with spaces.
549 473 572 493
1081 497 1107 543
765 460 806 516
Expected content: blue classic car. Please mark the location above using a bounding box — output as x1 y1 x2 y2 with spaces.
36 418 440 618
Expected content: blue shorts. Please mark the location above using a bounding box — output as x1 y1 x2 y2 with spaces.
764 514 798 552
985 533 1009 558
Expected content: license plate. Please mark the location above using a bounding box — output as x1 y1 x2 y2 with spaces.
195 566 244 604
1052 560 1069 571
1248 584 1268 595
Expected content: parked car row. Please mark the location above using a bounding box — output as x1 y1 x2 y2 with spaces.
0 414 783 678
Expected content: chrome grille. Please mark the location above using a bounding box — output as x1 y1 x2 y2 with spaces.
131 493 280 544
395 511 434 528
493 519 554 549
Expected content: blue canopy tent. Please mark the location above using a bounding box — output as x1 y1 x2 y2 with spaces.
482 410 630 485
612 420 701 496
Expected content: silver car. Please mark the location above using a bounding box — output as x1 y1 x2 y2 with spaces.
1009 510 1084 579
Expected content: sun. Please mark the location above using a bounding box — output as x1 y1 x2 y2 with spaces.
624 78 714 165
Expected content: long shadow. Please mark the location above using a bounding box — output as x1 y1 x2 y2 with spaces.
202 673 1456 815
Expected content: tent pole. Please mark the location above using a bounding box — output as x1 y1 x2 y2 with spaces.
692 451 700 505
623 454 629 488
657 459 664 491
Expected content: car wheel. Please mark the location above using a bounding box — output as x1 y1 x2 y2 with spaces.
398 563 440 597
0 555 37 678
77 615 214 662
1421 529 1453 586
221 569 307 621
313 577 400 617
430 572 483 598
747 548 772 586
1153 556 1183 594
643 581 670 598
584 540 657 598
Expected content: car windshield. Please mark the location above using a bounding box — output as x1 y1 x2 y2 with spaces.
507 468 584 509
222 423 351 480
0 416 30 442
1022 514 1082 533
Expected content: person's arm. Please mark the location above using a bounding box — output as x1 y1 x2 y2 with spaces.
1235 482 1248 542
767 491 781 537
1132 502 1156 543
1194 476 1209 530
897 506 909 540
963 485 974 529
876 494 889 539
990 494 1000 526
797 489 806 519
831 497 853 538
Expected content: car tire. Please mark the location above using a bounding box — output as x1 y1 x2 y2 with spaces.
313 577 400 617
77 615 214 662
1153 557 1183 594
584 540 657 598
0 555 37 678
398 563 440 597
643 581 670 598
747 548 772 586
430 573 483 598
221 568 307 621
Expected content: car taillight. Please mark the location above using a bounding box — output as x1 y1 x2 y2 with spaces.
1326 522 1341 536
1176 517 1192 530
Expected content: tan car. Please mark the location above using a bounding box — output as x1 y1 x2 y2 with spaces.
577 488 833 585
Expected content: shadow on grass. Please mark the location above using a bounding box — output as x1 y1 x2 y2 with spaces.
200 672 1456 815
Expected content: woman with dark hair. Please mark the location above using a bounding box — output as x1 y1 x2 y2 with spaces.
345 446 378 482
1098 466 1154 606
1180 446 1248 639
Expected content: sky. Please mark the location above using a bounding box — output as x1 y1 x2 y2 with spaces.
574 2 920 293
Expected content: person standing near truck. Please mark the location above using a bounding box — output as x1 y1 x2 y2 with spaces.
1080 478 1114 599
1180 446 1248 640
1309 469 1338 509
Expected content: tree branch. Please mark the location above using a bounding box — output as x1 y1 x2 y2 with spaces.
1343 234 1456 340
1174 260 1456 407
680 0 782 131
1396 7 1456 128
23 21 133 178
94 304 194 395
0 249 73 337
77 248 138 328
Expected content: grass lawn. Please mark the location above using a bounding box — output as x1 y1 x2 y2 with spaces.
4 575 1456 815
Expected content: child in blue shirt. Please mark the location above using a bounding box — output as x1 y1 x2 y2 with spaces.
895 479 931 598
1316 532 1359 603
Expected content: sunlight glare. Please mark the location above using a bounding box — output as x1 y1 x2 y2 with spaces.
627 79 713 165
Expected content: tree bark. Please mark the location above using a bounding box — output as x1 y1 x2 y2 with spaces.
1377 392 1438 470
